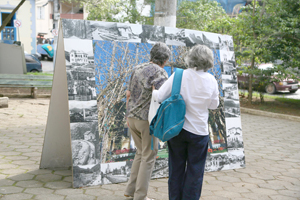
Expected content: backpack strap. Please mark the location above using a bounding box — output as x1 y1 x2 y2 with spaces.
171 68 184 96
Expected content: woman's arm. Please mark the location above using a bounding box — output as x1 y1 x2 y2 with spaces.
208 79 219 109
152 73 175 103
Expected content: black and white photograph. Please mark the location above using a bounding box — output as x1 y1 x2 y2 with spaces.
222 74 237 84
62 19 91 40
184 29 207 47
151 158 169 179
205 150 245 172
165 27 186 46
100 161 130 184
219 35 234 51
70 121 100 165
140 25 165 44
90 21 143 43
220 50 236 75
70 121 101 188
224 99 241 118
223 83 239 100
73 163 101 188
225 118 243 149
69 100 98 123
64 39 96 101
201 32 220 49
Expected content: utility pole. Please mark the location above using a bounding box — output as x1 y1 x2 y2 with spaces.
53 0 60 30
154 0 177 27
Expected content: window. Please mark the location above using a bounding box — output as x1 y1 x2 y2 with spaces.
37 6 45 20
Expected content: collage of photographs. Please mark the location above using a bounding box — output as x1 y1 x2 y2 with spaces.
61 18 245 188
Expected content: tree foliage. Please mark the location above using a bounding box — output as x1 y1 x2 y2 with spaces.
176 0 229 31
62 0 154 24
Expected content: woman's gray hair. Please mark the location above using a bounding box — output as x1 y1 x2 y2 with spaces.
185 45 214 71
150 42 171 66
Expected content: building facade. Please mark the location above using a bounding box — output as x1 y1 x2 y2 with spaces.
0 0 36 53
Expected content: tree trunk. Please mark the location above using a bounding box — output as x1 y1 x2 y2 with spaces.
154 0 177 27
248 0 257 105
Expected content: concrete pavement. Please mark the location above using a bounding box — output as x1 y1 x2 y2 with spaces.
0 98 299 200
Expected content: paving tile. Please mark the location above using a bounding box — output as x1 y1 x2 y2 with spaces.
3 156 28 161
35 174 62 182
0 193 33 200
53 170 72 176
55 188 84 196
7 173 35 181
11 160 36 165
278 190 300 198
34 193 65 200
0 164 19 170
27 169 52 175
85 188 114 196
249 188 279 196
241 192 272 199
213 190 242 198
24 187 54 195
0 179 15 187
1 169 27 175
16 180 44 188
269 195 299 200
0 186 23 194
65 194 96 200
44 181 72 189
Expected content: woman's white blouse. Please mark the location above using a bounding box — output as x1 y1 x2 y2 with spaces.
152 68 219 136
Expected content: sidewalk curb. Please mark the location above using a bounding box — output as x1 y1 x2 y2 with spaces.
240 107 300 122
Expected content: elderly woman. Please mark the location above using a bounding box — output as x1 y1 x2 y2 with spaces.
152 45 219 200
125 42 171 200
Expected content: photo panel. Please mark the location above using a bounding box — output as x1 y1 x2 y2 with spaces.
93 40 188 183
60 19 245 188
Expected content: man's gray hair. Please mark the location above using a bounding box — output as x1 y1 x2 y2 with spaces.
185 45 214 71
150 42 171 66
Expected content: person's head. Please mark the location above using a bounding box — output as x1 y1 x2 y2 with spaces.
185 45 214 71
150 42 171 66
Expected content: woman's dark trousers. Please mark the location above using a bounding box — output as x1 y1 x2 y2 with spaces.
168 129 209 200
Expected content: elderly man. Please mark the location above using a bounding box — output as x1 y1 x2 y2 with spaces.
124 42 171 200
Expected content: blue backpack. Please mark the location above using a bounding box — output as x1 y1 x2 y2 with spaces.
150 68 186 150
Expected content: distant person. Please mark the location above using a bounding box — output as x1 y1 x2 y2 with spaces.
41 39 54 58
124 42 171 200
152 45 219 200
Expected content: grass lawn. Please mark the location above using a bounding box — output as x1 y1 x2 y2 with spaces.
239 91 300 117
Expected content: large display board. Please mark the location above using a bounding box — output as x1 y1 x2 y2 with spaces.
40 19 245 188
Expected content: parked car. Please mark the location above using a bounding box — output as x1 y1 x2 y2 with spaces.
237 63 299 94
25 53 43 72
